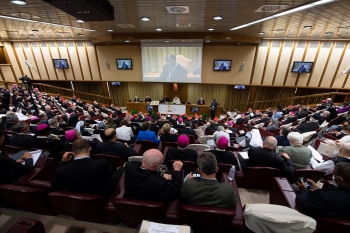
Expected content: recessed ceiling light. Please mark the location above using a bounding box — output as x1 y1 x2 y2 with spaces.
325 32 333 35
213 16 222 20
125 40 130 43
164 40 170 43
259 32 265 35
77 33 83 36
107 29 113 32
208 28 214 31
76 19 84 23
206 40 211 42
11 0 26 5
156 28 162 31
141 17 150 21
304 26 312 29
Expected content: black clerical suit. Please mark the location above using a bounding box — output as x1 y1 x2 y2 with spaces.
124 161 182 203
178 127 198 139
248 146 294 180
294 122 319 134
0 153 33 184
162 97 170 102
209 150 247 170
145 97 152 102
197 99 205 105
133 97 140 102
45 110 56 119
209 101 218 119
9 134 34 149
160 133 178 143
283 116 297 125
95 141 137 161
51 157 115 198
164 147 198 164
158 63 187 82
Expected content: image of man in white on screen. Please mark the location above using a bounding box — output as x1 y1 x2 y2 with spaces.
158 54 187 82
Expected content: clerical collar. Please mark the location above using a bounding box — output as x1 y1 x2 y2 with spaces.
74 156 90 160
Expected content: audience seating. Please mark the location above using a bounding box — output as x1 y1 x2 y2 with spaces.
92 154 125 172
160 142 178 153
242 167 280 189
194 129 204 137
49 191 109 223
1 145 25 155
166 160 197 176
216 163 233 182
206 130 216 135
270 177 350 233
323 133 338 140
6 218 46 233
294 168 325 182
198 135 213 144
132 143 143 156
186 134 196 144
127 156 143 162
258 127 279 138
135 140 157 154
187 144 209 155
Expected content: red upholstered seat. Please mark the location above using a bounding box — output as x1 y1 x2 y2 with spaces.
294 168 325 182
92 154 125 172
135 140 157 153
206 130 216 135
1 145 25 155
242 167 281 189
6 218 46 233
166 160 197 176
160 142 178 153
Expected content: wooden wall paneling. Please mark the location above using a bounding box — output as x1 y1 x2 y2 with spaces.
17 42 34 79
0 66 6 81
330 42 349 88
28 42 42 80
225 86 250 111
320 42 344 88
272 41 284 85
297 41 318 86
249 45 259 84
30 42 47 79
56 42 71 80
283 41 297 86
260 41 272 85
274 41 294 86
76 41 92 80
39 42 58 80
229 46 255 85
73 41 86 80
86 42 101 80
64 42 77 80
22 42 41 80
0 65 16 82
35 42 50 80
4 42 21 81
263 41 281 85
73 82 105 103
284 41 306 87
109 83 129 106
294 41 310 86
187 84 227 108
334 44 350 88
128 82 163 102
318 42 336 87
251 41 269 85
48 42 66 80
306 42 322 87
309 42 330 87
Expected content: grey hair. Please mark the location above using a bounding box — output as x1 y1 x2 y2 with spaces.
287 132 303 144
263 136 277 148
48 117 57 126
217 126 224 131
197 152 217 175
6 113 18 123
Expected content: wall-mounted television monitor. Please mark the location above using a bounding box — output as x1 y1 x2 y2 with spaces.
110 82 121 86
116 59 132 69
53 59 69 68
291 61 314 73
234 85 245 89
213 60 232 71
191 107 199 113
146 106 154 111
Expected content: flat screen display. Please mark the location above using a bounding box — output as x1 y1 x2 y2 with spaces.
141 43 203 83
110 82 121 86
53 59 69 68
116 59 132 69
213 60 232 71
146 106 154 111
191 107 199 113
234 85 245 89
291 61 314 73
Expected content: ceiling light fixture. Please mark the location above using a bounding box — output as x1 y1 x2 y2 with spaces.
213 16 222 20
31 29 39 32
230 0 335 30
156 28 162 31
164 40 170 42
325 32 333 35
0 14 95 31
141 17 150 21
304 26 312 29
125 40 130 42
208 28 214 31
77 33 83 36
11 0 26 5
206 40 211 42
259 32 265 35
76 19 84 23
107 29 113 32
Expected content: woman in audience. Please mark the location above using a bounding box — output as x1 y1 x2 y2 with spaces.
160 123 178 143
104 117 117 129
136 121 160 145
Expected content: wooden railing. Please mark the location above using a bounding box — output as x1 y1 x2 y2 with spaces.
235 92 350 111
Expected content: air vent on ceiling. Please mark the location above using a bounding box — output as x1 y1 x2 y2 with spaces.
116 24 135 28
176 23 191 27
7 13 41 19
338 26 350 31
271 29 285 32
166 6 190 14
255 5 288 12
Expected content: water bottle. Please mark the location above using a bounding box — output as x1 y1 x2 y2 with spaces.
228 166 236 182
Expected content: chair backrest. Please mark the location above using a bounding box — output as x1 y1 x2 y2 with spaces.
49 191 108 223
6 218 46 233
160 142 178 152
194 129 204 137
294 169 325 182
128 156 143 163
301 131 317 142
93 154 125 172
135 140 158 153
186 134 196 144
216 163 234 182
1 145 25 155
206 130 216 135
198 135 214 144
253 123 264 128
242 167 281 189
281 122 293 129
166 160 197 176
258 127 274 138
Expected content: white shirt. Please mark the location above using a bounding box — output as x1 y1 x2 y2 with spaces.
173 98 181 104
116 125 134 141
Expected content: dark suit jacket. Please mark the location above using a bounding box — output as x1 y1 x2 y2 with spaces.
50 127 65 135
164 147 198 164
296 111 308 119
28 137 65 152
197 100 205 105
210 101 218 111
145 98 152 102
162 97 170 102
0 154 33 184
255 118 270 124
178 127 198 139
158 63 187 82
124 161 182 203
9 134 35 149
95 141 137 161
209 150 246 170
294 122 319 134
248 146 294 180
45 110 56 119
283 116 297 125
296 185 350 219
172 124 186 130
205 125 218 134
51 157 114 198
160 133 178 143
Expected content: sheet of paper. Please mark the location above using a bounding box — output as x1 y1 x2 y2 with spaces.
22 150 42 165
149 222 179 233
239 151 249 159
308 145 324 163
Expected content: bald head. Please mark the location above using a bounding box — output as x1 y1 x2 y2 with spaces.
340 143 350 158
104 128 116 141
263 136 277 149
142 149 163 170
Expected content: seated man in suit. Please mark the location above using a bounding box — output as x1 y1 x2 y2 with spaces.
96 128 137 161
255 114 271 125
282 112 298 125
162 94 170 103
160 123 178 143
144 95 152 103
296 162 350 219
197 97 205 105
28 124 65 152
9 121 34 149
296 107 309 119
294 121 319 134
209 136 246 170
172 117 185 129
164 134 198 163
181 152 237 208
178 121 198 139
48 117 65 136
44 105 56 119
276 132 312 168
312 110 330 125
124 149 183 203
4 113 19 131
248 136 294 180
274 127 291 147
51 139 119 198
205 120 218 135
213 126 231 146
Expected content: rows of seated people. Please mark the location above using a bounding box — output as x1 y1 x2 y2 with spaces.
0 85 350 231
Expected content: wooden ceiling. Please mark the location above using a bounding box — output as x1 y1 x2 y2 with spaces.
0 0 350 43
